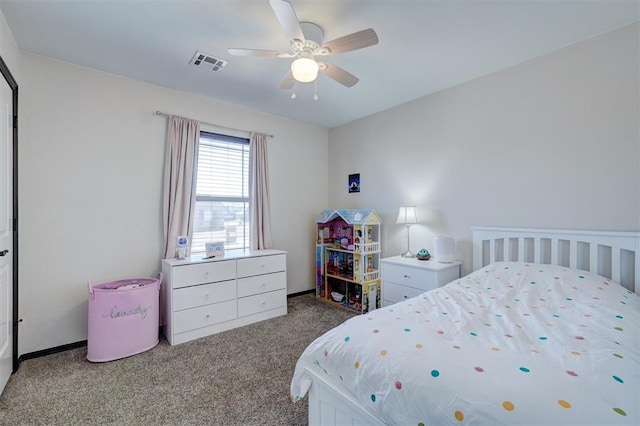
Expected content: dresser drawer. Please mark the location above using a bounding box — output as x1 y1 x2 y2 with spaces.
383 263 436 291
173 299 237 334
384 282 428 304
173 279 236 311
238 289 286 317
237 254 286 278
172 260 236 289
237 271 286 298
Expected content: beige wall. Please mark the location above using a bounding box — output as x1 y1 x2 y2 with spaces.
10 19 640 355
0 7 18 84
18 54 328 355
328 23 640 276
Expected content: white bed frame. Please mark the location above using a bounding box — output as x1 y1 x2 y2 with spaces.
303 227 640 425
472 227 640 295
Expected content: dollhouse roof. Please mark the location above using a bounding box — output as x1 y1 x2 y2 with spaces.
316 209 381 225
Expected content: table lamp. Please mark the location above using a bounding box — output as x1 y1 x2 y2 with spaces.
397 206 418 257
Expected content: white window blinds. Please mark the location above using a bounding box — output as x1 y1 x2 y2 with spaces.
192 131 250 255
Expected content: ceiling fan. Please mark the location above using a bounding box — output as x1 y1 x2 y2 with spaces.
228 0 379 90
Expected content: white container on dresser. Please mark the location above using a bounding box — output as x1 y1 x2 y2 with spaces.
381 256 461 306
161 249 287 345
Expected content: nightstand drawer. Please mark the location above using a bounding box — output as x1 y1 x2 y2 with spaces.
237 271 286 298
173 279 237 311
173 299 237 333
383 263 435 291
172 260 236 289
238 289 286 317
237 254 286 278
384 282 428 303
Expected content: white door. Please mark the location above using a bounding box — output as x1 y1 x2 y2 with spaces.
0 71 13 392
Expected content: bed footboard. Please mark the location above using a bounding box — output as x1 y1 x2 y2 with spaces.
305 366 385 426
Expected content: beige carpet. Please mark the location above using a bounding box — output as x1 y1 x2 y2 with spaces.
0 294 354 425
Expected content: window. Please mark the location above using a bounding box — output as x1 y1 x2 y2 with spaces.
192 131 250 255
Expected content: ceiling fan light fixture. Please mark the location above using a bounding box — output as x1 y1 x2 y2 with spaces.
291 57 319 83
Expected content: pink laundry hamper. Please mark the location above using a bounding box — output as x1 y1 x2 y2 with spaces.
87 273 162 362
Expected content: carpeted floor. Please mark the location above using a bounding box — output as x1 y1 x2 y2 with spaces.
0 294 354 425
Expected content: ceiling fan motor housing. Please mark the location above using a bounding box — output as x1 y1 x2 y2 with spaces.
300 22 324 46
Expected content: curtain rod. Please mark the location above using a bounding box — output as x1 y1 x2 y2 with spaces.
154 111 274 138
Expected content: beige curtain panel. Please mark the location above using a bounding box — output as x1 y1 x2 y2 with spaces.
249 132 273 250
162 115 200 259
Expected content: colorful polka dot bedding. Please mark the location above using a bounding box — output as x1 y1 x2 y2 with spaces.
290 262 639 425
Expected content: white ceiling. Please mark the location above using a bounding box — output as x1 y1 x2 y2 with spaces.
1 0 638 128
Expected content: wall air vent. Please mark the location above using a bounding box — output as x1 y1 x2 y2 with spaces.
190 51 228 72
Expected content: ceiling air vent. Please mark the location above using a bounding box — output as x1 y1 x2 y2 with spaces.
190 51 228 72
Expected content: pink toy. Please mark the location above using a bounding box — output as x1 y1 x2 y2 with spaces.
87 273 161 362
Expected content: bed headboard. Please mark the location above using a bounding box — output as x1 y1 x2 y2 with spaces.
472 227 640 295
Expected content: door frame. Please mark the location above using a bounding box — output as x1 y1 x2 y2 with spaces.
0 54 18 372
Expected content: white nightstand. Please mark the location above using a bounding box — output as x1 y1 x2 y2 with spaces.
381 256 461 306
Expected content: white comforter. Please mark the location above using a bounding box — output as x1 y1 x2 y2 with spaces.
291 262 640 425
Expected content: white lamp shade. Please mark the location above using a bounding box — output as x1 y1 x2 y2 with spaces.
396 206 418 224
291 57 319 83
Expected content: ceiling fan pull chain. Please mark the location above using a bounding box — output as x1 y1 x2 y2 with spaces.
314 79 319 101
290 91 296 100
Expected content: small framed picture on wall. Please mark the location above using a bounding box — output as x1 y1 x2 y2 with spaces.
349 173 360 193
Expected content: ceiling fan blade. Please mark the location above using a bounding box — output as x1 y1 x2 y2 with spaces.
228 48 284 58
319 28 379 55
279 69 296 90
269 0 305 42
319 62 359 87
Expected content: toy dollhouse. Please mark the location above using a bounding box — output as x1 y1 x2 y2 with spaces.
315 209 382 313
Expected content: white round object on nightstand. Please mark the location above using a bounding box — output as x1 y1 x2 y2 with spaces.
435 236 455 263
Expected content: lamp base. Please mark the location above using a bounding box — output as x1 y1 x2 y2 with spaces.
401 250 415 258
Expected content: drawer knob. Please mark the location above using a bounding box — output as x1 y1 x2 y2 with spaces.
204 293 209 298
403 274 410 279
404 295 408 299
261 282 266 287
206 314 210 319
261 301 266 306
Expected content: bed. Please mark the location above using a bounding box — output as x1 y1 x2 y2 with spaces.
290 227 640 425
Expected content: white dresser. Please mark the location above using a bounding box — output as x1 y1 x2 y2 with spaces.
381 256 461 306
161 249 287 345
